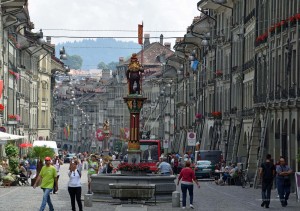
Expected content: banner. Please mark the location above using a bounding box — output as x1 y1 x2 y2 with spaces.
138 23 143 45
187 132 196 146
296 172 300 201
0 80 3 98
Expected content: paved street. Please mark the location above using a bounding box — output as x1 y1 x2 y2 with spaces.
0 164 299 211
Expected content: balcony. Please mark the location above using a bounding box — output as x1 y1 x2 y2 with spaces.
289 87 296 98
243 59 254 71
244 9 255 24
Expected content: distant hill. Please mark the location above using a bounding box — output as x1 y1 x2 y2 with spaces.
55 39 141 70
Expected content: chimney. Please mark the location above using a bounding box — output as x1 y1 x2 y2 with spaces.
144 34 150 47
46 36 51 44
119 57 124 63
160 34 163 45
164 42 171 50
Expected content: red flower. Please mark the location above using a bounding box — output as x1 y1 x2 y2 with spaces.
117 163 150 172
8 114 17 120
195 113 202 119
0 104 4 111
269 26 275 33
216 70 223 76
295 13 300 20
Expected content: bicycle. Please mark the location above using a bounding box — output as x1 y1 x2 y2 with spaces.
240 169 251 188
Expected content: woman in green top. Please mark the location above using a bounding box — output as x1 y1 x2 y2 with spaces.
87 154 99 194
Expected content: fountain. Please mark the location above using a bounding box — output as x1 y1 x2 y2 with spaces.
91 53 176 202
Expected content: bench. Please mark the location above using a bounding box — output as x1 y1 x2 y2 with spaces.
109 183 156 204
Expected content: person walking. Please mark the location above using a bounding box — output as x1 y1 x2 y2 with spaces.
53 155 62 194
68 160 83 211
33 157 57 211
259 154 275 208
276 157 293 207
87 154 98 194
177 161 200 209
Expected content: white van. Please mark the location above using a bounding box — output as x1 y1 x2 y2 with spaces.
33 140 58 155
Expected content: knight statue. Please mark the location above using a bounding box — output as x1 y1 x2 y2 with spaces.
126 53 144 94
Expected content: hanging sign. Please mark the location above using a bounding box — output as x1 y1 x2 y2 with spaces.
187 132 196 146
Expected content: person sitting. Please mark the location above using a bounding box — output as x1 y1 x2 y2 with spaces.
157 158 173 175
19 163 27 178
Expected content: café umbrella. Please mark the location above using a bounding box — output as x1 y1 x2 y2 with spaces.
0 131 25 143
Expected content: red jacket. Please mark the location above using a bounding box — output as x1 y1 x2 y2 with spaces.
178 167 196 183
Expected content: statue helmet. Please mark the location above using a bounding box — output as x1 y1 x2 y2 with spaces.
130 53 138 61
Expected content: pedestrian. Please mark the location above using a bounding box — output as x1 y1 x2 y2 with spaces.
68 160 83 211
87 154 99 194
53 155 62 194
259 154 275 208
177 160 200 209
33 156 57 211
157 157 173 175
276 157 293 207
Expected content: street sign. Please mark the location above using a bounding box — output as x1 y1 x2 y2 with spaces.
163 139 169 148
187 132 196 146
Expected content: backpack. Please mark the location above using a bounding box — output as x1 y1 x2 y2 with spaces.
107 162 113 173
261 162 274 179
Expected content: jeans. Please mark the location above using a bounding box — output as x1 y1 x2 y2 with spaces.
277 178 290 205
181 184 193 207
39 188 54 211
261 179 273 206
68 187 83 211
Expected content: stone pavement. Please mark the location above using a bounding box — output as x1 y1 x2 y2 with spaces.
0 164 299 210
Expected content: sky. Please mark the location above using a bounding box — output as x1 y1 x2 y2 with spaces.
28 0 200 47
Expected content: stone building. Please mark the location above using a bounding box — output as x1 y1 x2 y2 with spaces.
191 0 300 183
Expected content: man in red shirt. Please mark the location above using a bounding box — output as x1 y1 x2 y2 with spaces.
177 161 200 209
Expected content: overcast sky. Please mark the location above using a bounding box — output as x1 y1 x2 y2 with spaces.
28 0 200 47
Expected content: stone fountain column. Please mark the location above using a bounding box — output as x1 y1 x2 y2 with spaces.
123 96 146 164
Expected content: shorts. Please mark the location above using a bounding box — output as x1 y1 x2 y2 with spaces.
88 174 92 183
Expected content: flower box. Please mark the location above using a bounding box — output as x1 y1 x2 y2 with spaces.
7 121 17 125
121 171 148 176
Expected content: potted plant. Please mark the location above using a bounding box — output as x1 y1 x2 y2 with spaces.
2 173 16 187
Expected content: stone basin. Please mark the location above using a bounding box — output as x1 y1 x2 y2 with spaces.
109 183 155 200
91 174 176 201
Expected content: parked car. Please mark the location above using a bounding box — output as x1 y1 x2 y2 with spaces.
64 153 76 163
195 160 215 179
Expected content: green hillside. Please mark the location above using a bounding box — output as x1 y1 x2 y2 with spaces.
55 38 141 70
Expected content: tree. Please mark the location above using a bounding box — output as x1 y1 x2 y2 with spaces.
107 61 118 70
28 146 55 177
97 61 107 69
64 54 83 69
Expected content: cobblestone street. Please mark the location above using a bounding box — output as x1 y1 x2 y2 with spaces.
0 164 299 211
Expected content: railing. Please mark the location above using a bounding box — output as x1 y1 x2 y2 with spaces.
242 108 255 117
243 59 254 71
244 9 255 24
289 87 296 98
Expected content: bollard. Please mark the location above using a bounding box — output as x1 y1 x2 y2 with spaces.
84 194 93 207
172 191 180 207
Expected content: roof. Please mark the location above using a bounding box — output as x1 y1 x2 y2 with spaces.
119 42 174 66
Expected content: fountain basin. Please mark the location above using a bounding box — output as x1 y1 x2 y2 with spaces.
91 174 176 201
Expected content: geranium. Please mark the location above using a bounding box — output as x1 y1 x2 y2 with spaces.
195 113 202 119
8 114 17 120
216 70 223 76
211 111 222 118
117 163 150 172
0 104 4 112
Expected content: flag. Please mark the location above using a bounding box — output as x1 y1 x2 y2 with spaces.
67 125 70 137
138 23 143 45
64 127 68 138
191 59 199 71
0 80 3 98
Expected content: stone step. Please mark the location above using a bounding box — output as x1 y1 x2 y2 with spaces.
115 205 147 211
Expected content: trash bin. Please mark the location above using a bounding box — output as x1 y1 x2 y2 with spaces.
172 191 180 207
84 194 93 207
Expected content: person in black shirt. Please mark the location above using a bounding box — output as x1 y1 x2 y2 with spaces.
259 154 275 208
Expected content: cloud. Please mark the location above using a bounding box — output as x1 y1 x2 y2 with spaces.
28 0 200 45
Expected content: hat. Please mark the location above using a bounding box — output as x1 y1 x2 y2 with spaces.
45 157 51 161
